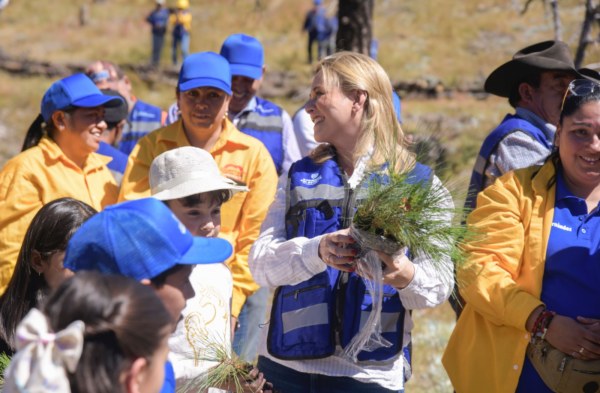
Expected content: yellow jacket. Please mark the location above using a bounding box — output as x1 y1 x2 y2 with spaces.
119 119 277 317
0 137 118 292
443 161 555 393
169 9 192 34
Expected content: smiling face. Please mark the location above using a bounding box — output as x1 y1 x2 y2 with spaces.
52 107 107 166
177 87 230 135
229 75 261 115
557 99 600 195
304 70 362 152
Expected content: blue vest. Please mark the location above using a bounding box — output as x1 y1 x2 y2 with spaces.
267 156 431 361
118 100 163 155
236 97 285 175
464 114 551 210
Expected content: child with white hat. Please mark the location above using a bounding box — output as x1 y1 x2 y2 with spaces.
149 146 248 382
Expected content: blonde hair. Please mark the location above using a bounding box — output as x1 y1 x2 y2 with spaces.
310 51 414 173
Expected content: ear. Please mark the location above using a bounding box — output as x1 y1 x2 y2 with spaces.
123 357 148 393
518 83 534 105
555 124 562 148
51 111 68 131
30 250 45 275
351 90 367 112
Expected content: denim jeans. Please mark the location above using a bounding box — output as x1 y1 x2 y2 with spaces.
172 32 190 65
232 286 269 363
257 356 404 393
151 33 165 66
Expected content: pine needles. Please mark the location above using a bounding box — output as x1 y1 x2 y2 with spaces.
352 169 468 268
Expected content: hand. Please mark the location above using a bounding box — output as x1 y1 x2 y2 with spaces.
545 314 600 360
242 367 274 393
318 228 358 272
376 250 415 289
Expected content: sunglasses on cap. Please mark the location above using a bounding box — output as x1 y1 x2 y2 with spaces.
561 79 600 112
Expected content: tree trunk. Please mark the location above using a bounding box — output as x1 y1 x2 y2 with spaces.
575 0 595 68
336 0 374 55
549 0 562 41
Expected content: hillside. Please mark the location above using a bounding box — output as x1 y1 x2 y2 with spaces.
0 1 599 391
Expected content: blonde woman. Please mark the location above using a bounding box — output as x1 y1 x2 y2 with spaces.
249 52 453 393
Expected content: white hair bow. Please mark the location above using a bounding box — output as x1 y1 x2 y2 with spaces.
3 308 84 393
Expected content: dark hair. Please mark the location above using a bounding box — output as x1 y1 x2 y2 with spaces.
150 264 185 287
43 271 171 393
178 190 231 207
546 89 600 188
508 71 542 108
0 198 97 352
21 107 76 151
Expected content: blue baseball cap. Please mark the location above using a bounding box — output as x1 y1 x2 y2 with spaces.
64 198 233 281
178 52 232 94
40 73 123 122
220 34 264 80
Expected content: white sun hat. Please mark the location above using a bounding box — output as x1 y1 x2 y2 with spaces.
150 146 248 201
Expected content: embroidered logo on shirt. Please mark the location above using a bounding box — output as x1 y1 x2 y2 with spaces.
222 164 244 183
551 222 572 232
300 173 322 186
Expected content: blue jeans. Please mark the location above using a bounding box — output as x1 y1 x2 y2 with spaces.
172 33 190 65
232 286 269 363
151 33 165 66
257 356 404 393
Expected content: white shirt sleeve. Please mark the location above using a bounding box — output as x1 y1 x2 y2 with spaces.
280 110 302 177
292 107 319 157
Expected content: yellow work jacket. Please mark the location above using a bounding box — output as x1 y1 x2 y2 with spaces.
443 161 555 393
119 119 278 317
0 137 118 292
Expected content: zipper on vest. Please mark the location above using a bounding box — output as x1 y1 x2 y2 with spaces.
283 284 327 300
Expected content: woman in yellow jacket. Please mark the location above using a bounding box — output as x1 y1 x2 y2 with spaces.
443 79 600 392
0 73 122 292
119 52 277 335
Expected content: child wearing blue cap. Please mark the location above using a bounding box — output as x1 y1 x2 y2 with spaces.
119 52 278 362
63 197 234 393
0 73 122 293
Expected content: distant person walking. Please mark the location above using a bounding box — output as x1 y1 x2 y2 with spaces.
146 0 170 67
169 0 192 66
303 0 329 63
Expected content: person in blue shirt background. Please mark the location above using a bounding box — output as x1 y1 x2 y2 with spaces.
146 0 171 67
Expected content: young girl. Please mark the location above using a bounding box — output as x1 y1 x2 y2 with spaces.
0 197 96 356
4 271 172 393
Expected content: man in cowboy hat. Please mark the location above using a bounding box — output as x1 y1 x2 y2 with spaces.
453 40 579 317
464 40 579 210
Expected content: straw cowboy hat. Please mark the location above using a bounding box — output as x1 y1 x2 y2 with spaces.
484 40 578 97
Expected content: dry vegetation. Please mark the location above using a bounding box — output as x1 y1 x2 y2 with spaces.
1 0 600 391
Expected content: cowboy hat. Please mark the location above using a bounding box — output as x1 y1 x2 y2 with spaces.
484 40 578 97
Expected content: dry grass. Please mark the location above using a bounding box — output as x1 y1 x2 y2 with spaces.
0 1 599 390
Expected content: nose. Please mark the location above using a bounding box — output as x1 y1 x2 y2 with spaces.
305 99 315 114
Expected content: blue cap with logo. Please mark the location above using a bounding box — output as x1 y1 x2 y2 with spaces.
178 52 232 94
64 197 233 281
220 34 264 80
40 73 123 122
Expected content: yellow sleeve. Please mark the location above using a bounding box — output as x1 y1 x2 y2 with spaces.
182 12 192 32
230 147 277 317
458 172 543 331
118 138 154 202
0 160 44 292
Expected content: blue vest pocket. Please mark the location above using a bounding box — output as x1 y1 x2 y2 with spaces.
268 273 335 359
